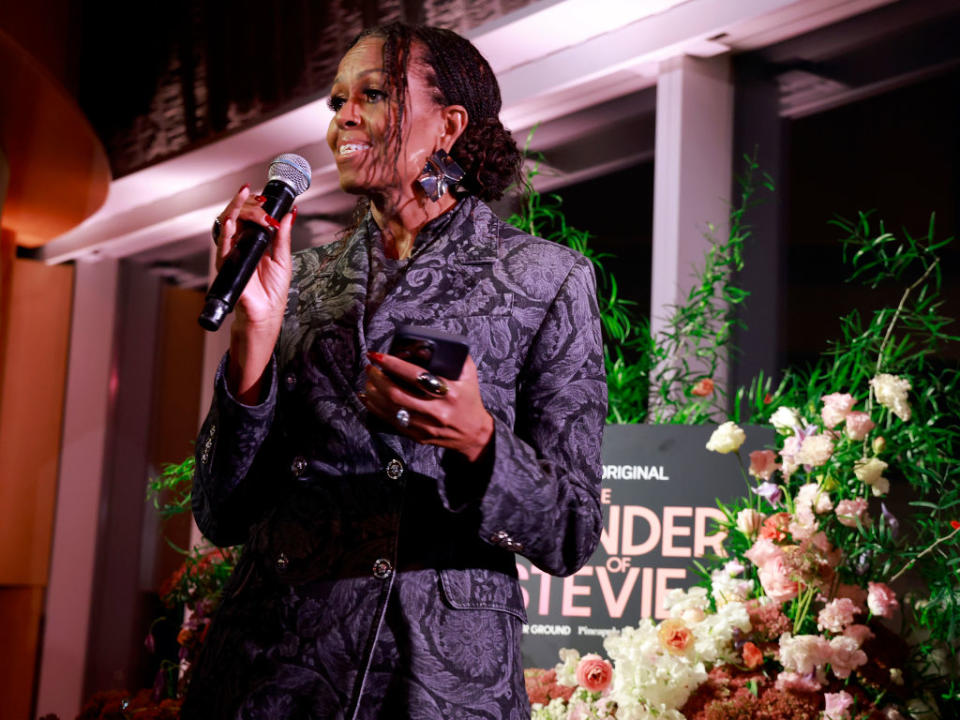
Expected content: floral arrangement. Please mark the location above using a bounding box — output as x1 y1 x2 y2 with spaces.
526 205 959 717
143 457 240 700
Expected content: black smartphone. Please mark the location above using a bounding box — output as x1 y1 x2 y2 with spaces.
388 325 469 380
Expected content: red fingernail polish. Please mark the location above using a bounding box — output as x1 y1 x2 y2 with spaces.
367 352 384 362
291 205 299 223
239 183 250 194
254 194 267 203
264 215 281 228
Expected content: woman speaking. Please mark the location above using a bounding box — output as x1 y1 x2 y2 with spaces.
183 22 606 719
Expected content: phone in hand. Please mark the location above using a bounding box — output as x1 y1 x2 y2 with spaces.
388 325 469 380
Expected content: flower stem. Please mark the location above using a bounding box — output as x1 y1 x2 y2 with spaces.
889 524 960 583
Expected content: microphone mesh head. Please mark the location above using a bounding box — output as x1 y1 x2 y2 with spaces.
268 153 312 195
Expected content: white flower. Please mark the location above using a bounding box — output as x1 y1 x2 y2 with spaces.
706 422 746 454
796 434 834 467
854 457 890 496
555 647 581 687
771 406 803 434
870 373 912 421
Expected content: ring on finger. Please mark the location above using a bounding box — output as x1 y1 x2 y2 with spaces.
416 372 448 397
395 408 411 428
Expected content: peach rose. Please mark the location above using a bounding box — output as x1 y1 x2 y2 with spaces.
691 378 715 397
759 512 791 542
575 654 613 693
742 641 763 669
657 618 693 654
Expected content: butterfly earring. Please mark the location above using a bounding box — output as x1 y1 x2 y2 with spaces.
417 149 465 201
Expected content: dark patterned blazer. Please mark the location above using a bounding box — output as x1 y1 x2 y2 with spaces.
184 197 606 719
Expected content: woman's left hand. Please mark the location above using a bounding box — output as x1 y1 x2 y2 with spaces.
363 352 494 463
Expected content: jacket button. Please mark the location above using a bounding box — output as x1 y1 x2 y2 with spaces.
372 557 393 579
490 529 509 546
284 372 297 390
275 552 289 571
291 456 308 476
385 458 404 480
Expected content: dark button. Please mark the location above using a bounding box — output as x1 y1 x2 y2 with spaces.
291 456 308 476
372 557 393 579
385 458 404 480
275 552 289 571
284 372 297 390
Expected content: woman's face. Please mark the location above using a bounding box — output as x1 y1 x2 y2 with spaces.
326 37 454 200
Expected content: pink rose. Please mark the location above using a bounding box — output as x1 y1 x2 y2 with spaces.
822 393 856 428
824 690 855 720
756 553 800 603
817 597 858 633
745 537 781 567
575 653 613 692
867 582 899 618
749 449 779 481
835 498 870 528
844 411 876 440
843 624 874 646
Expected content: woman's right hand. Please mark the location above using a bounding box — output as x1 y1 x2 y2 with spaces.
216 184 296 402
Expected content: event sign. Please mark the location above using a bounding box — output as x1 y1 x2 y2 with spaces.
518 423 774 668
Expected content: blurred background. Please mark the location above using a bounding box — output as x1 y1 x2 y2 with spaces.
1 0 958 718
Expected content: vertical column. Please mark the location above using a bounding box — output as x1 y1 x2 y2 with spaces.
728 56 787 399
651 54 734 389
35 257 118 720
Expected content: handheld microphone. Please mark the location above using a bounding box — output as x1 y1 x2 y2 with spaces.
198 153 312 331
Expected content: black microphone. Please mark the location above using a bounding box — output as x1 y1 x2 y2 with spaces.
198 153 312 331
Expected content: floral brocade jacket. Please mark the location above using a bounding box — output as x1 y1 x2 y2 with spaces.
184 197 606 719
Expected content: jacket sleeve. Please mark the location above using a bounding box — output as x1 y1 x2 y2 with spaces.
192 353 280 547
449 254 607 576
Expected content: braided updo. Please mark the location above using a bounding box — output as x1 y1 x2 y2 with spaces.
348 22 522 202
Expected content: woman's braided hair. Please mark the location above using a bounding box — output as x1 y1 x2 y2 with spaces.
348 22 522 202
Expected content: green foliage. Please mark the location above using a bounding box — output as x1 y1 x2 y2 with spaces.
147 456 195 519
510 139 770 423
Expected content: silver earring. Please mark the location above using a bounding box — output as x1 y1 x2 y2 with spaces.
417 149 465 201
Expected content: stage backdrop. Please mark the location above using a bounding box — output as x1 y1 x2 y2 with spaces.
518 423 775 668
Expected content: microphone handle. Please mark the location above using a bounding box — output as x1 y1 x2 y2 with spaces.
198 182 296 331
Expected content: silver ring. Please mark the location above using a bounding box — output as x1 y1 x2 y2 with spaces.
416 372 448 396
395 408 411 428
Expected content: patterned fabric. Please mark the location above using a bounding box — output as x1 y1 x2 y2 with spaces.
183 197 606 719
